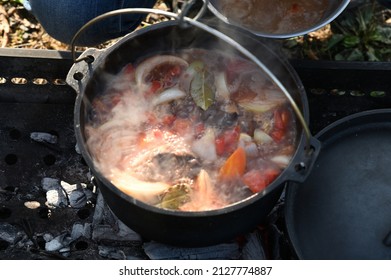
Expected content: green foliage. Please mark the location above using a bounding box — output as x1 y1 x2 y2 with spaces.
328 3 391 61
283 1 391 62
0 0 23 5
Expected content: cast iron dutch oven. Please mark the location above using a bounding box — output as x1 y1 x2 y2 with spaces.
66 9 319 246
285 109 391 259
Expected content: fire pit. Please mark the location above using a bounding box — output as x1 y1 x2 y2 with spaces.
1 47 391 259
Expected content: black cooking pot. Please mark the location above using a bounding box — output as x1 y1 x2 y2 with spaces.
285 109 391 259
66 11 319 246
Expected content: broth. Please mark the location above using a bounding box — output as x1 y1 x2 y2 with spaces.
85 49 298 211
219 0 329 34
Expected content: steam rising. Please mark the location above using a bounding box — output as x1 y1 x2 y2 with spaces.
83 47 297 211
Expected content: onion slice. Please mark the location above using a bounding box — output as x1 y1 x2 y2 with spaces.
113 173 170 204
215 71 230 101
152 88 186 106
135 55 189 86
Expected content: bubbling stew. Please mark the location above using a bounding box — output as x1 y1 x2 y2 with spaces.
219 0 329 35
85 49 298 211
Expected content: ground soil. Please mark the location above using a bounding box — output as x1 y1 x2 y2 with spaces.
0 0 390 60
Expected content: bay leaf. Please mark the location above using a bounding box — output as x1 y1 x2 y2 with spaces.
159 183 191 210
190 66 214 111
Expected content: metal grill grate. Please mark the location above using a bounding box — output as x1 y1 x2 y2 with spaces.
1 48 390 259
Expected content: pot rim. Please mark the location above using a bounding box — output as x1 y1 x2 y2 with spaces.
72 20 312 217
207 0 351 39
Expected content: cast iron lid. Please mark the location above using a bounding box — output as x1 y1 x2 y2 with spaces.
285 109 391 260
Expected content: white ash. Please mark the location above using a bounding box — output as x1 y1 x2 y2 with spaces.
45 232 72 252
45 189 67 208
41 177 61 191
143 241 241 260
98 246 126 260
30 132 58 144
45 232 71 251
45 238 63 252
0 223 23 244
61 181 93 209
43 233 54 242
16 236 34 249
241 230 266 260
59 247 71 258
92 191 142 242
41 178 94 209
42 178 66 208
71 223 92 240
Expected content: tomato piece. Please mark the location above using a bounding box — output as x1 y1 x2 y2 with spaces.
169 65 182 76
270 109 290 142
231 87 257 103
151 80 162 93
219 147 247 180
242 168 280 193
215 126 240 156
161 114 176 127
172 118 192 135
145 112 158 126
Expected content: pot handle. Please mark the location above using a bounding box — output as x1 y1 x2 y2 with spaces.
67 0 316 153
70 0 209 63
65 48 104 94
66 0 209 94
284 136 321 183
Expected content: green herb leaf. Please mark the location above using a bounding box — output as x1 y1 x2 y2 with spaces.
190 63 214 111
159 184 191 210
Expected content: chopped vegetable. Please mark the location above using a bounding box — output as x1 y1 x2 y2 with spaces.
215 126 240 156
271 155 292 168
219 146 247 180
253 128 273 144
238 100 278 113
214 71 231 101
115 173 170 203
152 87 186 106
192 127 217 162
135 55 189 86
270 108 290 142
242 168 280 193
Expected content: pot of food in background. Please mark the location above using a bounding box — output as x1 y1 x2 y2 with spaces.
66 8 319 246
207 0 350 38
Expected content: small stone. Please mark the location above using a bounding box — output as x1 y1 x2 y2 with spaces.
24 201 41 209
71 223 92 240
45 238 63 252
98 246 126 260
30 132 58 144
0 223 20 244
41 177 61 191
46 189 67 208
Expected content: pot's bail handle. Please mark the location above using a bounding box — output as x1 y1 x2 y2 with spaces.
69 0 318 161
70 0 209 63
